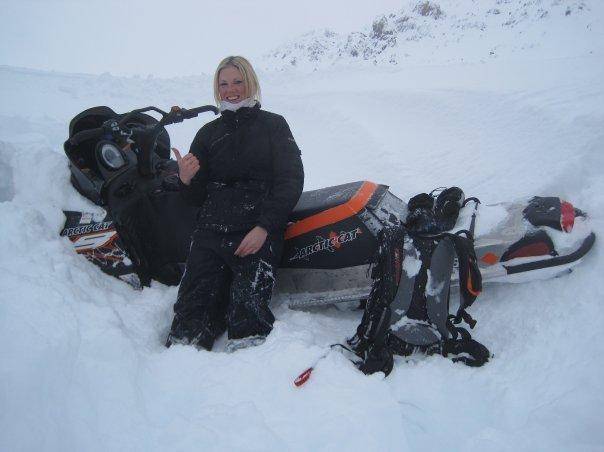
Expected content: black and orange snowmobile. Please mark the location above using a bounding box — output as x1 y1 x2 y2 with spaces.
61 105 596 309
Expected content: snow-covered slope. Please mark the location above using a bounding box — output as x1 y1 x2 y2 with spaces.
264 0 603 70
1 3 604 450
2 55 603 451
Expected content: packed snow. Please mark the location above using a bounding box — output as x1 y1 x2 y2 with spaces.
1 1 604 451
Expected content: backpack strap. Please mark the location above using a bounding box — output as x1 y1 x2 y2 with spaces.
442 337 491 367
347 226 405 376
424 237 456 339
446 230 482 328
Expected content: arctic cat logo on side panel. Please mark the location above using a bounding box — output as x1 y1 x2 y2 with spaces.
289 227 362 261
61 222 114 237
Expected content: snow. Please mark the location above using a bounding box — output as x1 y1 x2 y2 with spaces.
403 248 422 277
2 1 604 451
265 0 604 71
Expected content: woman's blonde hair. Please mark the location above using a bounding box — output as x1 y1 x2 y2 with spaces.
213 56 261 105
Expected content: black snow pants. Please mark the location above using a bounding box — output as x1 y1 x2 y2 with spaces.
167 228 282 350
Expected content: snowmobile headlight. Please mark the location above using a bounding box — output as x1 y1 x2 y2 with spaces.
96 141 126 170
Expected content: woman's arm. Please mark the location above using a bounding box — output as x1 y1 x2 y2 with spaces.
257 116 305 233
179 128 210 206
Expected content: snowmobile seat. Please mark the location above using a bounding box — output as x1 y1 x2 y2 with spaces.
289 181 365 222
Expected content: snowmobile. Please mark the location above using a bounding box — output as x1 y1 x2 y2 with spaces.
61 104 596 309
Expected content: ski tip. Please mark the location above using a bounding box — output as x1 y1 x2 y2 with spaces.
294 367 314 387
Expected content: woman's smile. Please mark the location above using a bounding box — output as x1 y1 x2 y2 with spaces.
218 65 247 102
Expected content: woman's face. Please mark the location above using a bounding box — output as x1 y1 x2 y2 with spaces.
218 66 247 102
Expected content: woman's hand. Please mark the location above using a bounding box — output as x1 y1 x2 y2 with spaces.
235 226 268 257
172 147 200 185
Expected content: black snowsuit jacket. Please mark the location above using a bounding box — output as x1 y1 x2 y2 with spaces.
180 104 304 234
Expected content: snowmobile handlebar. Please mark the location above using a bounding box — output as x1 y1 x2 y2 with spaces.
125 104 218 177
68 105 219 147
118 105 219 129
168 105 220 122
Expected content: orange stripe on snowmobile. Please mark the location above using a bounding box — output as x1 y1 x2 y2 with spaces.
285 181 378 240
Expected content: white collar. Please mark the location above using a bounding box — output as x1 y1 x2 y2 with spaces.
219 98 258 112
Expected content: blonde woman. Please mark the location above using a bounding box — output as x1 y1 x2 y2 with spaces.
167 56 304 352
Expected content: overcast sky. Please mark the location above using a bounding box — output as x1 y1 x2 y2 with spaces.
0 0 403 77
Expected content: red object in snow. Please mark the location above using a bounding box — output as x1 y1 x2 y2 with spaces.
294 367 314 387
560 201 575 233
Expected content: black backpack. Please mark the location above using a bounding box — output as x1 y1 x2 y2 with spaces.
348 187 490 376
